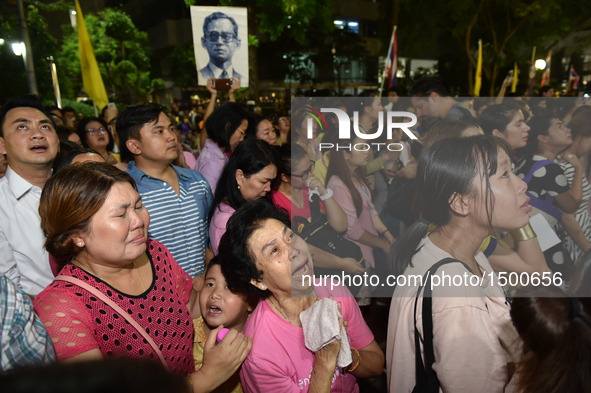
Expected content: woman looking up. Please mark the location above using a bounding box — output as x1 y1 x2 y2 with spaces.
387 135 527 392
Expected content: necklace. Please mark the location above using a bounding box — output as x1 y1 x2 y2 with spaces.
268 296 295 325
134 260 147 292
72 258 147 293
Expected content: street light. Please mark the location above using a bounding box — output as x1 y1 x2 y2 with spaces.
12 42 25 56
535 59 547 70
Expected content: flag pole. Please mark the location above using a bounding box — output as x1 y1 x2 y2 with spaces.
379 25 396 98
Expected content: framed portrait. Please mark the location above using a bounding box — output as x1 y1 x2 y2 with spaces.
190 6 249 87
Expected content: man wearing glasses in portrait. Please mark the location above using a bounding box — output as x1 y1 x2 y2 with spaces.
199 12 244 80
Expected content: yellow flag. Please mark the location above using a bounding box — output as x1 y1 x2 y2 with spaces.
511 62 518 93
474 40 482 97
76 0 108 110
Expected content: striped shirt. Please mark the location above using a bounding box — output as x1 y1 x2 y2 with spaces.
1 275 55 371
127 162 213 277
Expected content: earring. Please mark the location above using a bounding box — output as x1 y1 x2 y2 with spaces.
77 242 83 246
261 284 266 290
237 185 241 190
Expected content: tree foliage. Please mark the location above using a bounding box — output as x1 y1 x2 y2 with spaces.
59 6 163 104
391 0 590 95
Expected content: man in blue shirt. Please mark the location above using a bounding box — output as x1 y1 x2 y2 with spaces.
117 104 212 279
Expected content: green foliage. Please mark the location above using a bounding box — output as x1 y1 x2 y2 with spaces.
57 98 96 118
167 44 198 88
58 6 160 104
393 0 591 95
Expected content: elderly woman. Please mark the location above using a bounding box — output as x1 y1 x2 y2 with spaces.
218 199 384 392
387 135 527 392
209 139 277 254
34 162 250 392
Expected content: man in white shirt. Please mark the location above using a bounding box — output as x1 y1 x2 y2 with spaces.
0 96 59 296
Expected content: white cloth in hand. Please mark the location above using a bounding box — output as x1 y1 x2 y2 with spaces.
299 297 352 367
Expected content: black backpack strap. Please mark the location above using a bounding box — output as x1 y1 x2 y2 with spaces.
309 192 321 220
413 257 474 391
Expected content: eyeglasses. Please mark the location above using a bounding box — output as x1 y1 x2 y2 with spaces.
291 161 315 179
87 128 107 135
205 31 237 43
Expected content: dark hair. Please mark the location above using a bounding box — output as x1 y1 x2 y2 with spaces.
478 103 522 136
275 143 307 179
356 89 379 112
55 125 77 142
117 103 165 162
510 286 591 393
326 137 367 217
40 162 137 268
61 106 75 115
524 111 554 155
539 85 554 96
389 135 511 275
53 141 104 173
421 119 482 150
289 107 315 140
0 358 191 393
409 77 450 98
0 95 54 138
209 139 277 220
246 113 268 140
45 105 62 117
218 199 290 298
569 109 591 139
204 102 248 151
77 117 113 151
203 11 238 36
206 256 259 315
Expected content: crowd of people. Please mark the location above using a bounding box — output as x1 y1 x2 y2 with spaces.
0 76 590 393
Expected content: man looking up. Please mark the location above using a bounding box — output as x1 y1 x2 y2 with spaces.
0 95 60 296
199 12 243 80
117 104 212 279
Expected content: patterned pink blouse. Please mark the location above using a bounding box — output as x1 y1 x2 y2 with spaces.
34 239 195 375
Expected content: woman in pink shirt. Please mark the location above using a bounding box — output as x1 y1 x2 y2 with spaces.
326 136 395 272
218 199 384 392
196 102 248 194
209 139 277 254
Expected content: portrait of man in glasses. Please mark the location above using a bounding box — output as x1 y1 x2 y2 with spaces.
199 12 244 81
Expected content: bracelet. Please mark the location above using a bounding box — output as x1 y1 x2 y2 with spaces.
320 188 334 201
380 229 390 237
509 223 537 242
347 348 360 373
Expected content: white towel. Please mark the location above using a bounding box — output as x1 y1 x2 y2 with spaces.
299 298 352 367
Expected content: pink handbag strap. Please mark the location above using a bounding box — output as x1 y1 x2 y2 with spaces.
55 274 169 370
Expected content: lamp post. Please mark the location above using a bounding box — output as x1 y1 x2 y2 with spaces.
16 0 38 95
48 57 62 108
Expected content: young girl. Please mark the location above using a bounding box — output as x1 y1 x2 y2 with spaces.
194 258 257 393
